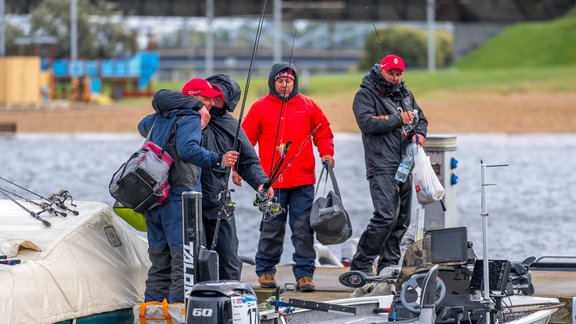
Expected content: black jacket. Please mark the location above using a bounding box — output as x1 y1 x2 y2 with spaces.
352 65 428 178
201 74 269 215
139 90 223 191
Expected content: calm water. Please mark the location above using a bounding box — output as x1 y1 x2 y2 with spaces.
1 133 575 263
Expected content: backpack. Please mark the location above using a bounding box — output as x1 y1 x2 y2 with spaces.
310 161 352 245
109 124 174 213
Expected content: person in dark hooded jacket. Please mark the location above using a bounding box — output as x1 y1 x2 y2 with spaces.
350 54 428 277
239 63 335 292
197 73 274 280
138 78 239 303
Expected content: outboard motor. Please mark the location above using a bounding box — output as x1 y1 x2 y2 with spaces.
187 281 259 323
507 256 535 295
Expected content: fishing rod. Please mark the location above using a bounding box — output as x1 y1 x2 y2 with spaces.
218 0 267 206
252 29 299 218
268 29 298 178
0 176 79 215
231 0 268 153
0 176 51 200
211 0 268 252
253 123 322 217
0 187 67 217
0 189 51 227
268 124 321 184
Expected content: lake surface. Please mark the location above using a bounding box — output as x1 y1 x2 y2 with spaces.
1 133 575 264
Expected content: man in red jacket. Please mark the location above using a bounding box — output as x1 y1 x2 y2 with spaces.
238 63 335 292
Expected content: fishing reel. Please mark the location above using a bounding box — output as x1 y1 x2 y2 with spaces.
217 189 236 221
253 189 270 213
254 191 284 220
39 201 67 217
55 189 77 207
48 190 80 215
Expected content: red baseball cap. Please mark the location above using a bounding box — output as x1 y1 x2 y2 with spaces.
181 78 222 98
380 54 405 72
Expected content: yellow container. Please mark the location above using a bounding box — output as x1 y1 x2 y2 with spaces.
0 56 41 108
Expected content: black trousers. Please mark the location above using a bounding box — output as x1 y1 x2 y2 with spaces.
350 173 412 275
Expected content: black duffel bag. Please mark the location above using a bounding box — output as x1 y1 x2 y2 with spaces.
310 161 352 245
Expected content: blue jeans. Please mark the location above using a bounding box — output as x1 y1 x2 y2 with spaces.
255 185 316 280
144 187 196 303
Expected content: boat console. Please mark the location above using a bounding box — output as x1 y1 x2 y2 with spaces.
388 226 536 323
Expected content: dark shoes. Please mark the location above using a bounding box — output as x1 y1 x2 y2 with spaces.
258 273 277 288
297 276 315 292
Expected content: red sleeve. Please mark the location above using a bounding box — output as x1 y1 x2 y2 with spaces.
309 99 334 157
241 102 261 146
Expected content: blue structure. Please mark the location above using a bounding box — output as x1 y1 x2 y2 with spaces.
51 51 159 95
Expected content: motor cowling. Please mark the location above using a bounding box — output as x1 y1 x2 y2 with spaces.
186 281 259 323
506 257 535 296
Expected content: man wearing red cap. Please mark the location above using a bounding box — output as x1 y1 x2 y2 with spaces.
137 78 238 304
199 73 274 281
239 63 335 292
350 54 428 277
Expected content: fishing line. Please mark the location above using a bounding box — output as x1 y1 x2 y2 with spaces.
268 28 298 179
213 0 268 251
371 22 414 138
232 0 268 153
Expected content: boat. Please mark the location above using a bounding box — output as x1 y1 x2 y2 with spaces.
0 199 150 324
255 161 566 324
257 231 564 324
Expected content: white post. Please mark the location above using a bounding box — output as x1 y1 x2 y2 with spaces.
273 0 282 63
70 0 78 60
0 0 5 57
205 0 214 76
480 161 491 324
426 0 436 72
572 297 576 323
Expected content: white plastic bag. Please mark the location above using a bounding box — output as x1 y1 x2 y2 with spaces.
412 145 445 205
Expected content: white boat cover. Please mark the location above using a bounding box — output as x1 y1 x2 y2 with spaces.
0 200 150 324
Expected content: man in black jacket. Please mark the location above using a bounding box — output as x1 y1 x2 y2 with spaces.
350 54 428 276
199 74 274 280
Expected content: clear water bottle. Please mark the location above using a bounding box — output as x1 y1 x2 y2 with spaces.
395 142 417 183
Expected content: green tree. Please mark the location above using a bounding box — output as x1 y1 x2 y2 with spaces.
28 0 132 59
4 22 27 56
360 25 453 70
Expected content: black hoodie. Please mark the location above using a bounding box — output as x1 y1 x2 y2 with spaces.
268 63 299 101
200 75 269 215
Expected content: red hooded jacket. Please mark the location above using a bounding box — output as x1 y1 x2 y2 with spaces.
242 92 334 189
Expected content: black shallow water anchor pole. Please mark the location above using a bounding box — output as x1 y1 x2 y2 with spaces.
182 192 219 312
0 189 51 227
480 160 508 324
